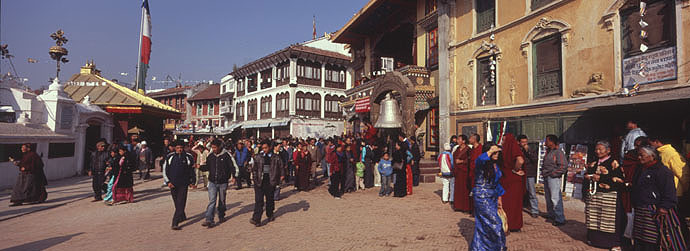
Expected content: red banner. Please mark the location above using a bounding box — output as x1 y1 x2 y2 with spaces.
355 97 370 113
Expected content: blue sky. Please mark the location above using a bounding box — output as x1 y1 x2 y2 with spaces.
1 0 367 89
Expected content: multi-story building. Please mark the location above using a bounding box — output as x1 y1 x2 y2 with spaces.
187 84 223 133
148 82 210 133
148 86 191 130
226 37 351 139
219 74 235 131
333 0 440 154
445 0 689 151
335 0 690 167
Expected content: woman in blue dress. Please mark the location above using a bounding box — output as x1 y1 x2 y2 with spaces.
470 143 507 251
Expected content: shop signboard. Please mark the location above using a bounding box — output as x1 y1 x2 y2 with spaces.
622 46 676 87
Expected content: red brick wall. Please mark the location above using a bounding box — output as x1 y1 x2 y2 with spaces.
214 101 219 115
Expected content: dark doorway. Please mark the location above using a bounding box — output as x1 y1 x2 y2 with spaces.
85 124 101 152
374 23 414 68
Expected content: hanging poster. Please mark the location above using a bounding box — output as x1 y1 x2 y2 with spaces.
566 144 588 183
536 141 547 184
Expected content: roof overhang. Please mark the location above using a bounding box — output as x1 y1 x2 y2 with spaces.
331 0 416 46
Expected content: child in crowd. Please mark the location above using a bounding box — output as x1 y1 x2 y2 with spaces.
377 152 393 197
355 161 365 191
438 143 454 204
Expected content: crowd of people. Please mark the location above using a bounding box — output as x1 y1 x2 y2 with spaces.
439 120 688 251
7 118 688 250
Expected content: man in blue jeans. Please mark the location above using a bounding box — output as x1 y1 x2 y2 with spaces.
541 135 567 226
202 139 238 228
518 135 539 218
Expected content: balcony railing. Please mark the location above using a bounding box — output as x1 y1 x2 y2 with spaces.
220 106 231 115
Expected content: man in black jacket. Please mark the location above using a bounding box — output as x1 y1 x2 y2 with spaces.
250 141 283 227
163 140 196 230
89 141 109 201
409 136 422 186
202 139 238 228
518 134 539 218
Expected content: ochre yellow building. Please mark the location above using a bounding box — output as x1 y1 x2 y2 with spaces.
447 0 690 147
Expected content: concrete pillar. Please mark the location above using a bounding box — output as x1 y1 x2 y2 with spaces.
346 68 354 89
289 88 296 116
271 92 277 118
244 101 248 121
257 71 262 90
75 123 88 175
289 58 297 86
321 63 326 88
320 93 326 119
272 65 277 88
438 0 451 147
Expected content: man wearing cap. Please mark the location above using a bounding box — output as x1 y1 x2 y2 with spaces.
89 140 110 201
163 140 196 230
137 141 153 180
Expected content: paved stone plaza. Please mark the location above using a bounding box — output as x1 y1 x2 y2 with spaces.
0 174 602 250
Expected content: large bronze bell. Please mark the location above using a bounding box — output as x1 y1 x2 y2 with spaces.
374 93 403 128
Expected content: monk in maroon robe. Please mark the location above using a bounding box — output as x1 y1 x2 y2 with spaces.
468 134 483 214
499 133 526 231
10 144 48 206
293 143 312 191
453 143 471 212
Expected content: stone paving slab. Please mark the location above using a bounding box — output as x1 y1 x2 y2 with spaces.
0 173 159 222
0 174 603 250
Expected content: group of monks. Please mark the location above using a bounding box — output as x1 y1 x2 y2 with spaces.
451 133 526 232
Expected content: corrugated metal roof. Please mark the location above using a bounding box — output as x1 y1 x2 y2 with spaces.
65 71 180 113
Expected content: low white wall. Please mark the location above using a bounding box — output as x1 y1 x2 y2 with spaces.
0 139 78 189
290 118 344 139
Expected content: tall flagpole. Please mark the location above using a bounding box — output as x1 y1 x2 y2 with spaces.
135 0 145 91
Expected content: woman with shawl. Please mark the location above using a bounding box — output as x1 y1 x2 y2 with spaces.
470 143 506 251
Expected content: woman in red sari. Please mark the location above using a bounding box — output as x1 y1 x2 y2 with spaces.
110 146 134 205
453 135 472 212
499 133 525 232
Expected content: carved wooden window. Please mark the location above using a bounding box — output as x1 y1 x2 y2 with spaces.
531 0 555 10
533 34 562 98
428 28 439 68
247 76 257 93
425 0 437 15
476 0 495 33
620 0 675 58
476 56 496 106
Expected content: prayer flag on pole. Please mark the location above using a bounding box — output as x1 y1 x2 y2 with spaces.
136 0 152 94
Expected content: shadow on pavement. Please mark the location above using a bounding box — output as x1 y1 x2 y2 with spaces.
0 192 91 221
457 218 474 244
433 189 442 199
274 200 310 218
555 219 588 244
179 212 206 228
0 232 83 251
226 204 256 220
133 187 170 203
